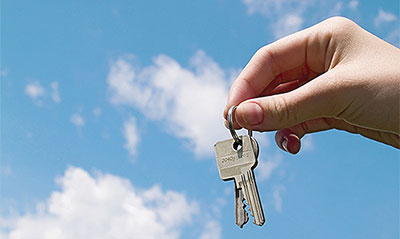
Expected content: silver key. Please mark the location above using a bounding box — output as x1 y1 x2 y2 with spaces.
214 134 265 227
234 135 259 227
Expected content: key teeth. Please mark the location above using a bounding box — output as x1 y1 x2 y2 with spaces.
236 197 249 228
239 199 249 228
244 198 255 217
235 187 249 228
242 199 249 225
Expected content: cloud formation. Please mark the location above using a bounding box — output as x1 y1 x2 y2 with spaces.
123 117 140 157
257 153 282 181
241 0 365 39
242 0 311 38
199 220 222 239
25 81 61 104
70 113 85 127
374 9 397 27
272 185 286 213
1 167 199 239
50 81 61 103
93 107 102 117
107 51 234 157
273 14 304 39
348 0 358 10
25 82 45 101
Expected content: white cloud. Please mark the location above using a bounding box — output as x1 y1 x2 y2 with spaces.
348 0 358 10
199 220 222 239
386 28 400 47
25 82 45 100
302 134 314 152
70 113 85 127
374 9 398 27
93 107 102 117
257 153 282 181
273 14 304 38
254 132 270 148
210 197 227 219
242 0 310 16
25 81 62 105
242 0 367 39
272 185 285 213
242 0 311 39
329 1 343 16
123 117 140 157
107 51 234 157
224 186 232 196
1 167 199 239
50 81 61 103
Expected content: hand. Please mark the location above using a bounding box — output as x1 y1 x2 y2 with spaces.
224 17 400 154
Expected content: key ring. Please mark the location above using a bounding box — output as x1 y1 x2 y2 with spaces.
228 105 253 145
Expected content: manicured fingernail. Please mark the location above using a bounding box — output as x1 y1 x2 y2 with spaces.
282 136 288 152
240 102 263 126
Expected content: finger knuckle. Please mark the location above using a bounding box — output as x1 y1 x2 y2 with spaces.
255 46 280 77
322 16 358 37
269 96 291 125
300 121 310 134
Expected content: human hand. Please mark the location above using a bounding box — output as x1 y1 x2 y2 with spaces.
224 17 400 154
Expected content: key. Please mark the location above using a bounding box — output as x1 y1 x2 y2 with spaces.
234 134 259 226
214 134 265 227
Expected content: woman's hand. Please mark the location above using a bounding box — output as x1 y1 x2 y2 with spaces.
224 17 400 154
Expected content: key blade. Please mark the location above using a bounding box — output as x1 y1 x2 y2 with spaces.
234 185 249 228
240 170 265 226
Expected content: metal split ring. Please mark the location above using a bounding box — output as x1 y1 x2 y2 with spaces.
227 105 253 145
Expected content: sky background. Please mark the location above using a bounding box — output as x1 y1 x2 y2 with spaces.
1 0 399 238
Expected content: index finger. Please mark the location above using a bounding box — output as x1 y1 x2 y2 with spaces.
224 20 333 119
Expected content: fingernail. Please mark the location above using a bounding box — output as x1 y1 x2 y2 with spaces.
282 136 288 152
240 102 263 126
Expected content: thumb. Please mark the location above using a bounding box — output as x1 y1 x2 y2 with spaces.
235 72 344 131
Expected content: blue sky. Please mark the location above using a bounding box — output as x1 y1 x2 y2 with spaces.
1 0 399 238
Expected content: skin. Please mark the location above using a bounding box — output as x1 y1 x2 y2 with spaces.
224 17 400 154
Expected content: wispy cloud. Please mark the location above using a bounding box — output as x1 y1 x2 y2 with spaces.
386 28 400 47
273 14 304 39
93 107 102 117
107 51 235 157
25 81 61 105
123 117 140 157
0 167 199 239
257 153 282 181
302 134 314 152
242 0 363 39
199 220 222 239
242 0 310 17
70 113 85 127
329 1 343 16
348 0 358 10
242 0 311 38
50 81 61 103
272 185 286 213
25 82 45 101
374 9 397 27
